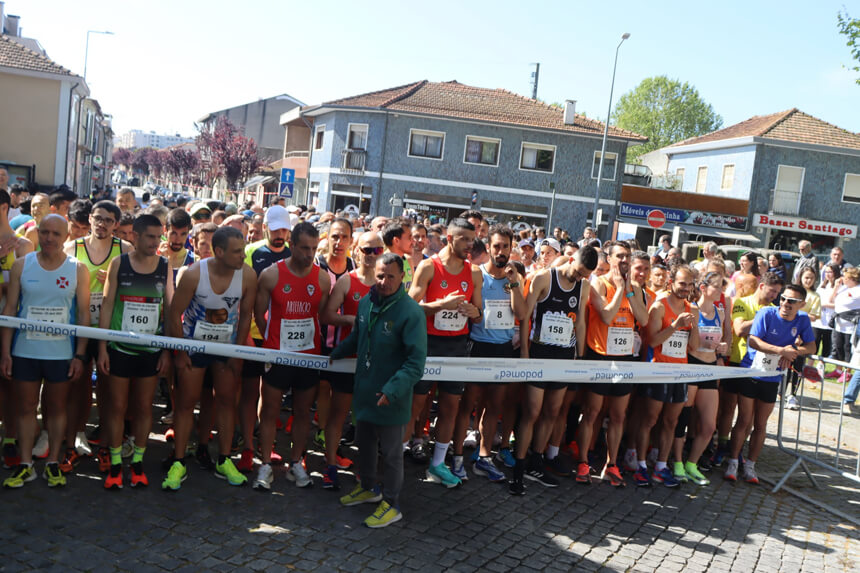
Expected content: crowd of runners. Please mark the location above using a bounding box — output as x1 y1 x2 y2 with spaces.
0 179 839 514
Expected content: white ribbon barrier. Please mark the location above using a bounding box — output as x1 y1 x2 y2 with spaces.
0 315 779 384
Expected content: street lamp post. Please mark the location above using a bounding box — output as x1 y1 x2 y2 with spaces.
592 32 630 234
83 30 113 80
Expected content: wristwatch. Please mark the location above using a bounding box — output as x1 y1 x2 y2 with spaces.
73 354 86 362
508 281 520 288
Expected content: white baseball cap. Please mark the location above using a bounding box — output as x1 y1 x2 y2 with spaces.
264 205 292 231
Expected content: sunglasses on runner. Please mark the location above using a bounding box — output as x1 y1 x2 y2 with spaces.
780 295 804 305
360 246 384 255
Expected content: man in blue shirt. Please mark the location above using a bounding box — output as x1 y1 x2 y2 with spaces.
725 283 816 484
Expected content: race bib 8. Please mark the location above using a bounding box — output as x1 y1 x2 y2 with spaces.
26 306 66 340
661 330 689 359
280 318 315 352
121 301 160 334
484 299 514 330
434 309 466 332
540 313 573 346
606 326 634 355
193 320 233 343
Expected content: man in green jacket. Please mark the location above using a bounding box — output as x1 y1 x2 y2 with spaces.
332 252 427 528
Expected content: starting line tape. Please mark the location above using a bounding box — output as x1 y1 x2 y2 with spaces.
0 315 778 384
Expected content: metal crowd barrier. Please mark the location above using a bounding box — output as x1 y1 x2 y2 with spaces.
772 354 859 525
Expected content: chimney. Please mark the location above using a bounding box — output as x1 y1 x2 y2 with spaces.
6 14 20 37
0 2 5 35
563 100 576 125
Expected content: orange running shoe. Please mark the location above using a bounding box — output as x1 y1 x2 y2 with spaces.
104 466 123 490
575 461 591 484
335 454 353 470
60 448 81 474
603 465 626 488
284 415 294 434
97 448 111 473
130 462 148 487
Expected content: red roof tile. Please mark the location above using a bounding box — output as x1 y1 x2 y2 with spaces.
0 34 76 77
669 108 860 151
323 80 647 142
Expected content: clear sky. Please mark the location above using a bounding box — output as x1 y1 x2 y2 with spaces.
7 0 859 139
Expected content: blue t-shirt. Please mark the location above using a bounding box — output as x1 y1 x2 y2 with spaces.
742 306 814 382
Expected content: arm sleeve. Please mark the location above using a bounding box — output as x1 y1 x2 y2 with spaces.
381 304 427 404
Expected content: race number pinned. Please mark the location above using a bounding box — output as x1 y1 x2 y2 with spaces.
89 292 104 325
121 301 160 334
661 330 689 359
606 326 634 355
280 317 315 352
434 309 466 332
193 320 234 343
484 300 514 330
540 313 573 346
26 306 66 340
751 350 779 372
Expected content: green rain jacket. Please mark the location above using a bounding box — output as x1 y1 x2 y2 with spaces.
330 285 427 426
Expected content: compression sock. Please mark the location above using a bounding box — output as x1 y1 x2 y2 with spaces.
109 446 122 466
132 446 145 464
546 445 559 460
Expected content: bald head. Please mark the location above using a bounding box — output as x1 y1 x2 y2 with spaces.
357 230 384 268
41 213 68 232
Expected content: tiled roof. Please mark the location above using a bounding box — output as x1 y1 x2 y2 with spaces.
0 34 76 77
323 80 647 142
669 108 860 151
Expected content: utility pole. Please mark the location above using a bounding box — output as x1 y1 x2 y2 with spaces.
530 63 540 100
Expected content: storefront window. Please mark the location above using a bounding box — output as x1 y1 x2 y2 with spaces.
769 230 834 255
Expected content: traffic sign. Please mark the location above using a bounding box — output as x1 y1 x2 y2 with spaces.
647 209 666 229
279 168 295 184
279 182 293 198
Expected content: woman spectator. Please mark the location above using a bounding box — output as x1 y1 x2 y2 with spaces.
815 263 840 363
730 252 761 296
829 267 860 382
767 253 787 282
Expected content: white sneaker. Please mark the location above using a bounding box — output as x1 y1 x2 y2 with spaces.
623 449 639 472
32 430 49 458
74 432 92 456
724 459 739 481
287 460 312 488
463 429 479 449
742 464 759 484
121 436 135 459
253 463 273 491
786 395 800 411
844 402 854 415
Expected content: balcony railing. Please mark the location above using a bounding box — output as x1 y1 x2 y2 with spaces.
342 149 366 172
770 189 801 216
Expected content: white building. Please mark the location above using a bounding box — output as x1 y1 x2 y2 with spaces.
115 129 193 150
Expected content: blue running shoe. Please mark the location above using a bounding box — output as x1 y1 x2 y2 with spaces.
426 462 461 488
652 467 680 488
633 467 652 487
473 457 505 482
469 449 480 463
451 458 468 481
495 447 515 468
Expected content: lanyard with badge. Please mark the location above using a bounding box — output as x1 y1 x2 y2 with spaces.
364 287 405 370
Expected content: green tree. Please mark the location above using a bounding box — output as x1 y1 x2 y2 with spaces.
612 76 723 162
838 9 860 85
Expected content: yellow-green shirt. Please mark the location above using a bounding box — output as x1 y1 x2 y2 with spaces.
730 294 771 363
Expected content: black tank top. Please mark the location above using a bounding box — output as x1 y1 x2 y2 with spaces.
530 268 582 349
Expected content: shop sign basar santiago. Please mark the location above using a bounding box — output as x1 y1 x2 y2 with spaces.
619 202 748 230
753 213 857 238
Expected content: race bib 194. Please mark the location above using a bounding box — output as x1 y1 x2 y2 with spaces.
193 320 233 343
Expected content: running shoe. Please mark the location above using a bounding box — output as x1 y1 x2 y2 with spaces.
237 448 255 472
652 467 679 488
162 461 187 491
672 461 688 483
97 448 111 473
335 454 353 470
341 424 356 446
698 456 714 472
426 462 461 488
43 462 66 487
646 447 658 467
87 425 101 445
74 432 92 456
121 436 135 459
473 457 505 482
195 444 214 471
709 448 727 467
287 460 312 488
724 459 739 482
742 464 759 485
824 368 842 379
786 395 800 411
575 462 591 484
160 411 174 425
524 466 559 487
314 429 326 450
364 501 402 529
508 478 525 496
32 430 49 459
603 465 626 488
130 462 148 488
463 429 479 449
3 464 36 488
622 449 639 473
104 465 123 490
496 447 515 468
322 465 340 490
684 462 710 485
60 448 81 474
545 456 573 478
2 441 20 469
164 427 175 441
410 441 428 463
252 463 273 492
633 467 652 487
451 458 468 481
215 458 247 486
470 449 480 463
340 485 382 506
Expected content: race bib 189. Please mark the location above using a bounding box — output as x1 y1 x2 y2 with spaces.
661 330 689 359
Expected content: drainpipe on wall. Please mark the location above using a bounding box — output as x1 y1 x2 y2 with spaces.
300 114 315 207
375 110 390 218
63 81 80 187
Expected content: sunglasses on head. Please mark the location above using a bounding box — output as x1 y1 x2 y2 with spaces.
780 294 804 305
360 246 384 255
